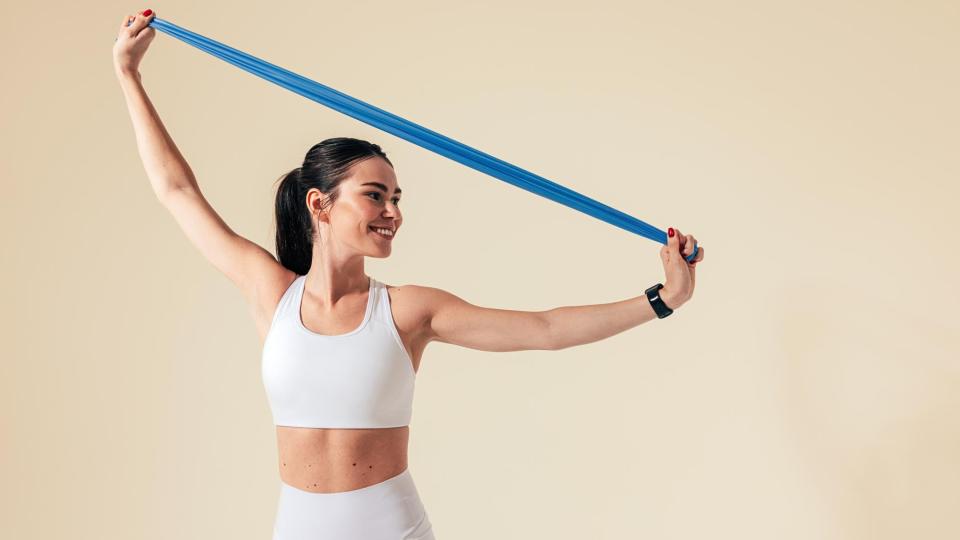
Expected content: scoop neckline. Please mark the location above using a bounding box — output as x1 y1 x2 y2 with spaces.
295 275 376 338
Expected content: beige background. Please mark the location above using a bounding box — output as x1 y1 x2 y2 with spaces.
2 0 958 538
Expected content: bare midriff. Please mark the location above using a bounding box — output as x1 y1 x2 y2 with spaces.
276 425 410 493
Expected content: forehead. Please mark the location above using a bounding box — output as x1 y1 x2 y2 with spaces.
346 157 400 192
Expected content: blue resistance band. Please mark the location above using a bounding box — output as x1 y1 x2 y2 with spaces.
147 16 699 263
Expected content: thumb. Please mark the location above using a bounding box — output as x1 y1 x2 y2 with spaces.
661 227 678 265
667 227 682 257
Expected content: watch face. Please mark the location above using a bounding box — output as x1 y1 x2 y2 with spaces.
644 284 672 318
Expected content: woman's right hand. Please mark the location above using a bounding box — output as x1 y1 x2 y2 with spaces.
113 10 157 77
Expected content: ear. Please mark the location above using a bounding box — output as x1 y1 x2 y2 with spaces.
306 189 332 222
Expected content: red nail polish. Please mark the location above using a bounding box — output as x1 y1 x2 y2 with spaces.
668 228 675 238
144 9 153 16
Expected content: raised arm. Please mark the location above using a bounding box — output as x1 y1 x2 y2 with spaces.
114 10 195 198
113 10 289 308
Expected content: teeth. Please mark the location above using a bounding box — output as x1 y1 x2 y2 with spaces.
370 227 394 237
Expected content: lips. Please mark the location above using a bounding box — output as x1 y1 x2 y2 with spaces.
369 226 394 240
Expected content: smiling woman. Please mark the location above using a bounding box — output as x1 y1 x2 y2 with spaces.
272 138 402 274
115 8 703 540
258 139 443 539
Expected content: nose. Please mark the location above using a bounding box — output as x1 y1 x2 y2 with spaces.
383 202 401 217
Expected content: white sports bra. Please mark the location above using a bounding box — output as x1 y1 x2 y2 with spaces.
261 275 416 429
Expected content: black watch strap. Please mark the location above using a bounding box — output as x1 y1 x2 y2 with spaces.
645 283 674 319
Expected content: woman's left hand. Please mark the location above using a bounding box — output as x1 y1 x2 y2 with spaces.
659 227 704 308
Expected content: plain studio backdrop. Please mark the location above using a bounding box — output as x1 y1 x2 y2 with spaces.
2 1 958 539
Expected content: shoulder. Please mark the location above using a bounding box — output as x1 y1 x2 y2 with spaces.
261 270 298 317
381 282 457 309
250 267 299 344
378 283 460 326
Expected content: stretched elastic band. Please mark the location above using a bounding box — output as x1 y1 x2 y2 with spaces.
147 17 699 263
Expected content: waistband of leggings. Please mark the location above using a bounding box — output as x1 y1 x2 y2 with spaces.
280 467 413 497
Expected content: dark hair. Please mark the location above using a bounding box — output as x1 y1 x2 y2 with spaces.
274 137 393 275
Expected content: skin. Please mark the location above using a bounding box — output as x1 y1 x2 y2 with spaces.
268 157 416 493
114 9 705 494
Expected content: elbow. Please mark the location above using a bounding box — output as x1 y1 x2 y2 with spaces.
155 184 178 203
543 311 563 351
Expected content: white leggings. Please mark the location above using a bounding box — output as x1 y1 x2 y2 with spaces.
272 468 436 540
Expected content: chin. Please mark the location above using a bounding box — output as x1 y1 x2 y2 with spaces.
368 244 392 258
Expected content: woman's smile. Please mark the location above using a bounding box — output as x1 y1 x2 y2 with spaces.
369 226 395 240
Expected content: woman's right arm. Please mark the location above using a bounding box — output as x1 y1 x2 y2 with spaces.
114 10 196 199
112 11 292 316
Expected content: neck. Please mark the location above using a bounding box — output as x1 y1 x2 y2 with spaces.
304 246 369 306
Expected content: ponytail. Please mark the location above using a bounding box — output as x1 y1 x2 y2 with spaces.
274 167 313 275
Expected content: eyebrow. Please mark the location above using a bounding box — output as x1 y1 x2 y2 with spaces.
361 182 402 195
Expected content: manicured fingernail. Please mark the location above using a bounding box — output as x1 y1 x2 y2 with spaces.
668 228 675 238
144 9 153 16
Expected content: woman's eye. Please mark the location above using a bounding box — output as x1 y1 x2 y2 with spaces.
367 192 401 205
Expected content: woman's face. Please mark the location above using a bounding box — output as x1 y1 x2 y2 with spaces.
309 157 403 257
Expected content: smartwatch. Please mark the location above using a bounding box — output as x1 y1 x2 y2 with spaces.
645 283 674 319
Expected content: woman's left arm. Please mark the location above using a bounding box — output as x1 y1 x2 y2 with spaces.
423 229 702 352
419 286 686 353
543 290 686 351
418 286 554 352
545 226 703 350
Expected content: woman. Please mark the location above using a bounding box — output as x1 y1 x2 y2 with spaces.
114 10 704 540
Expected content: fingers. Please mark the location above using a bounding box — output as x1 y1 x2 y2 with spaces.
128 10 155 35
115 15 135 44
690 246 704 266
119 10 155 37
666 227 705 266
682 234 697 257
667 227 681 254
